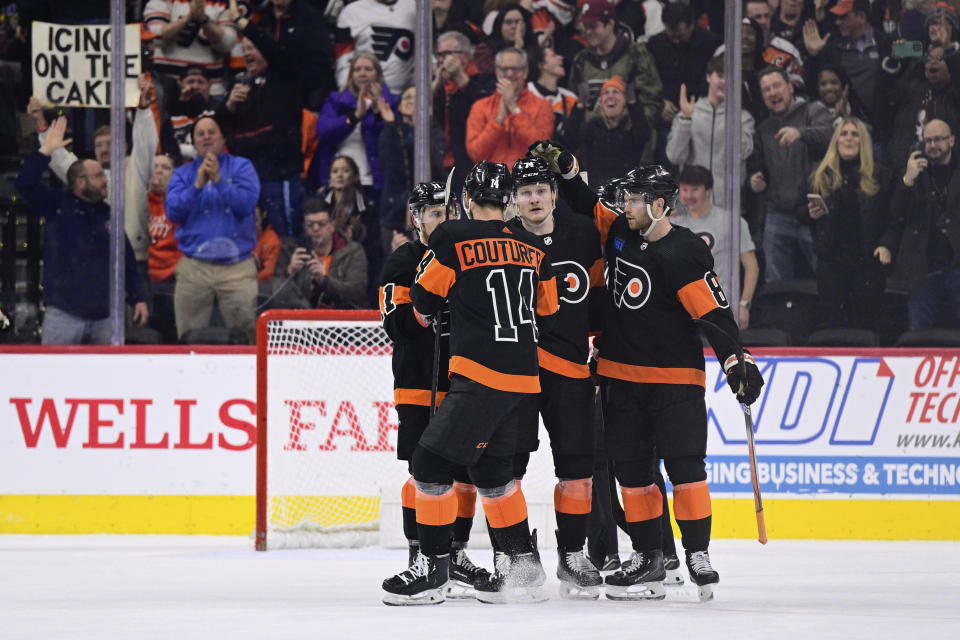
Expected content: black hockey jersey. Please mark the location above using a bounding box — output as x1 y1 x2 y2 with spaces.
507 210 604 379
411 219 559 393
379 240 450 407
559 177 742 386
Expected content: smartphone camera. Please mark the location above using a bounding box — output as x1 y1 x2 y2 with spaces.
893 40 923 59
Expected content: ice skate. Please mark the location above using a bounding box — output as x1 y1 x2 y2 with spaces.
445 543 490 599
594 554 621 572
407 541 420 568
476 531 547 604
604 550 666 601
556 532 602 599
382 552 449 606
663 552 684 586
685 550 719 602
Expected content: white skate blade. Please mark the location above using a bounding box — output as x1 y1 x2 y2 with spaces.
476 584 549 604
696 582 715 602
664 568 685 587
604 581 666 601
444 580 477 600
382 586 446 606
558 581 601 600
663 583 716 603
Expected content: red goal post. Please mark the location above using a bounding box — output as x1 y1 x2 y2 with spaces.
255 309 404 550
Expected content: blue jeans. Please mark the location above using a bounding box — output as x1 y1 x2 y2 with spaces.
259 177 304 236
908 265 960 331
41 306 113 345
762 209 816 283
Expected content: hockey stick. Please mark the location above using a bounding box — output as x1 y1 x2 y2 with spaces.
692 317 767 545
428 167 457 417
429 316 441 417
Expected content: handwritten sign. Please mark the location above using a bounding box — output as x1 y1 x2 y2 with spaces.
31 21 140 108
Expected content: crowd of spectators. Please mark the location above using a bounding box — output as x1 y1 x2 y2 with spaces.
0 0 959 345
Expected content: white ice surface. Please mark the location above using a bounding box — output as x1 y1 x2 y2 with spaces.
2 536 958 640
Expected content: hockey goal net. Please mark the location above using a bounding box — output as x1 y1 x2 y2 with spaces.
256 309 407 550
255 309 559 550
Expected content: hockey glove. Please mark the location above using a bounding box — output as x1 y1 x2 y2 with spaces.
723 350 764 405
413 307 434 329
527 140 578 179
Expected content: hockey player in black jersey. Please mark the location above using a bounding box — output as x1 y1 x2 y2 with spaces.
381 162 560 606
378 181 490 599
508 157 605 599
529 141 764 602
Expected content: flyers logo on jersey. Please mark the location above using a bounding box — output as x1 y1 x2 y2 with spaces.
371 26 414 61
611 257 652 309
553 260 589 304
696 231 715 250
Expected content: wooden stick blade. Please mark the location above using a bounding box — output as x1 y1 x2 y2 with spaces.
756 508 768 544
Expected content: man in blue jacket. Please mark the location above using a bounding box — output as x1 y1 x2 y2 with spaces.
15 117 148 344
165 115 260 342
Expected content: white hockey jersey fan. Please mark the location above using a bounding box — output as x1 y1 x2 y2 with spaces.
334 0 416 93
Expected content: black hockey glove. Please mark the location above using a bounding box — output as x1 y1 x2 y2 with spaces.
527 140 578 178
723 350 764 405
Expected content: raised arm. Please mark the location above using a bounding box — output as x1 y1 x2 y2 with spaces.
15 117 73 215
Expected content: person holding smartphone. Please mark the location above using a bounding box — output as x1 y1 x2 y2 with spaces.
880 119 960 332
807 117 893 332
272 198 369 310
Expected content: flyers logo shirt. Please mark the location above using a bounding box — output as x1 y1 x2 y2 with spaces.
611 256 652 310
554 260 590 305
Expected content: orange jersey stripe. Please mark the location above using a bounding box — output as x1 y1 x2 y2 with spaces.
673 480 712 521
537 347 590 379
589 257 605 288
401 476 417 509
393 388 447 407
481 483 528 528
454 482 477 518
449 356 540 393
537 276 559 316
597 358 705 387
333 41 354 60
416 257 457 298
594 202 618 246
554 478 592 515
392 285 412 305
676 277 723 319
378 284 411 315
621 484 663 523
416 488 458 526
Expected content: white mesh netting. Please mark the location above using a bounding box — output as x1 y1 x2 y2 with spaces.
260 315 403 548
258 312 558 550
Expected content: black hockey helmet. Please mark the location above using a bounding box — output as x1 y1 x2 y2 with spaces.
464 161 513 207
408 181 446 214
409 180 458 221
512 156 556 189
619 164 679 213
598 178 624 213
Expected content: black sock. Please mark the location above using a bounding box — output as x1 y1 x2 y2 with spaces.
555 512 588 551
626 518 661 552
417 522 453 557
402 506 418 543
491 520 531 555
452 516 473 545
677 516 711 553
